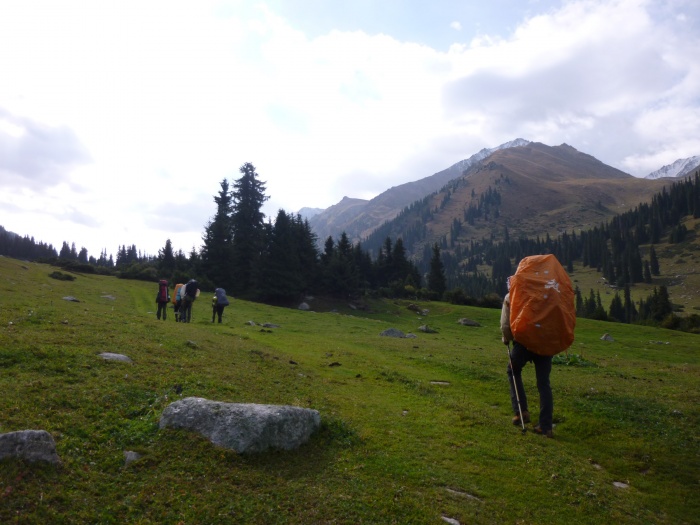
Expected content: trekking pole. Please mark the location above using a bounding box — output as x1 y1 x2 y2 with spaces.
507 342 527 434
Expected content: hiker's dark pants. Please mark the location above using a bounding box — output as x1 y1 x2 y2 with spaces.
507 341 553 431
174 300 181 321
156 302 167 320
181 298 193 323
212 304 226 323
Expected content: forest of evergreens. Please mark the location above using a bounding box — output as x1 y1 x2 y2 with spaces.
2 166 699 332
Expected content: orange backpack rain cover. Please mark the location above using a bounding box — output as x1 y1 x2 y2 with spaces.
509 254 576 356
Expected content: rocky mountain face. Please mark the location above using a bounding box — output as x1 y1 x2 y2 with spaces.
296 207 325 221
645 156 700 180
361 142 672 258
308 141 689 258
307 138 530 244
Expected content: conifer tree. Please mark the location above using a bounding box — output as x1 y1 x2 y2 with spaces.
158 239 176 278
427 243 447 298
609 293 624 322
230 163 268 296
201 179 235 289
649 245 660 275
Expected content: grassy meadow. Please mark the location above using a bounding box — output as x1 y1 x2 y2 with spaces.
0 255 698 524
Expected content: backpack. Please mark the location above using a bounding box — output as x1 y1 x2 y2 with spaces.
172 283 184 304
508 254 576 356
185 280 199 299
214 288 230 306
157 279 169 303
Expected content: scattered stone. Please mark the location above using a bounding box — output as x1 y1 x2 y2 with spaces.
298 302 310 311
418 325 438 333
445 488 482 502
380 328 406 338
601 334 614 341
613 481 629 489
124 450 142 466
262 323 280 328
101 295 117 300
62 296 80 302
186 340 199 348
405 333 417 338
99 352 133 363
159 397 321 454
430 381 450 386
328 361 341 367
457 318 481 327
0 430 60 464
289 360 298 365
441 516 460 525
649 340 670 345
246 320 257 326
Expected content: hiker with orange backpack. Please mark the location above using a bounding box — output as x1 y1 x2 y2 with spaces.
500 254 576 438
172 283 184 322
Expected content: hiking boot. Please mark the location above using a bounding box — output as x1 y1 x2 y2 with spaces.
533 425 553 438
512 411 530 426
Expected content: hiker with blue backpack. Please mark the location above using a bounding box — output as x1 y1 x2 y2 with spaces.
211 288 230 323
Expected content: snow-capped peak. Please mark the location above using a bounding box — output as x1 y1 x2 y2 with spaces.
645 156 700 179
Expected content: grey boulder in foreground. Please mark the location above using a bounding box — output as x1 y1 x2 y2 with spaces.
159 397 321 454
0 430 60 464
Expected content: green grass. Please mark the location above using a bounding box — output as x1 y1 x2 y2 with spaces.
1 256 698 524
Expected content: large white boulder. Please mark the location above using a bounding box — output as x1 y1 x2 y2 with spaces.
159 397 321 454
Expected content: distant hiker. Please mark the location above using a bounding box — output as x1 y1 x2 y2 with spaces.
155 279 169 321
211 288 230 323
172 283 184 322
180 279 200 323
499 255 576 439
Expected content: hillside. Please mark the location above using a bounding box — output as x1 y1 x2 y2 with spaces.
0 256 698 524
362 143 670 254
309 138 530 243
312 141 670 250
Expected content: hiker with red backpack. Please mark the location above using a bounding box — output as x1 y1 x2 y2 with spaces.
155 279 170 321
500 255 576 438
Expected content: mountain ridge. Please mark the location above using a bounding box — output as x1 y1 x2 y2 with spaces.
645 156 700 180
307 138 531 243
343 142 673 259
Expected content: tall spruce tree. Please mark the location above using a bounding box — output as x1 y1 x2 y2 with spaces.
202 179 235 289
158 239 176 278
258 210 302 302
230 163 268 296
427 243 447 298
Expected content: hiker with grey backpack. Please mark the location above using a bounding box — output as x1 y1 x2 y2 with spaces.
500 255 576 438
179 279 200 323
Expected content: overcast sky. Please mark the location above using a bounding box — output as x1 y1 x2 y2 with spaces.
1 0 698 258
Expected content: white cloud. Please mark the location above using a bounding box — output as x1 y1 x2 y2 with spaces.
0 0 698 257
